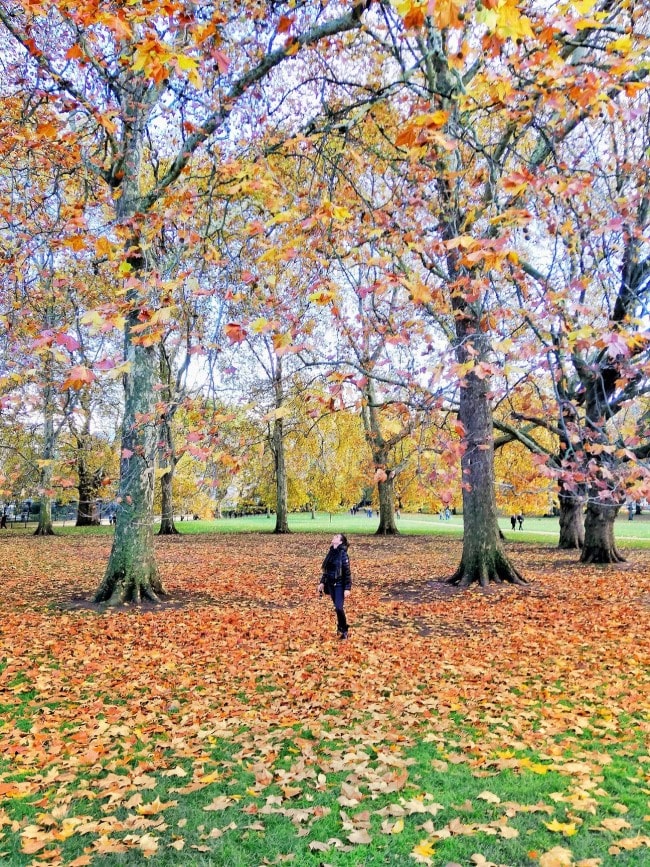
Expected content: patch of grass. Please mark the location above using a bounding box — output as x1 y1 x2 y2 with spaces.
43 510 650 551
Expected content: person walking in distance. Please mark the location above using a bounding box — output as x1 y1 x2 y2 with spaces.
318 533 352 639
517 513 524 530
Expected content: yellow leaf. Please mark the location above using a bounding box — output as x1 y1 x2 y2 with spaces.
250 317 269 334
608 35 632 53
544 819 578 836
391 818 404 834
519 757 549 774
412 838 435 858
175 52 198 71
413 111 449 128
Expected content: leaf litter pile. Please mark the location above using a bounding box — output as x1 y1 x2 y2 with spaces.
0 533 649 867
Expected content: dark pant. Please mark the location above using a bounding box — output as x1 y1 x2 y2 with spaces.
331 584 348 633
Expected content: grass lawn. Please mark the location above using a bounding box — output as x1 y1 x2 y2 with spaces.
34 508 650 550
0 531 648 865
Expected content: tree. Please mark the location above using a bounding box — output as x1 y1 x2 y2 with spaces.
496 81 650 561
353 0 648 584
0 0 373 601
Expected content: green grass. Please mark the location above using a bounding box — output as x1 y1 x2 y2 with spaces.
28 509 650 549
2 715 648 866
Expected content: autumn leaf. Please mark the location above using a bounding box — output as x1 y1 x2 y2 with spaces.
544 819 578 836
225 322 247 343
539 847 574 867
61 365 95 390
348 828 372 844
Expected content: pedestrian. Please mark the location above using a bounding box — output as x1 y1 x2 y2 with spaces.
318 533 352 639
517 513 524 530
0 512 6 529
510 514 516 531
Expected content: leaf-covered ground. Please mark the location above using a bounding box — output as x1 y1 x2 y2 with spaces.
0 532 648 866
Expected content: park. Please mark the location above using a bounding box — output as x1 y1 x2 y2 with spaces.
0 517 649 865
1 0 650 865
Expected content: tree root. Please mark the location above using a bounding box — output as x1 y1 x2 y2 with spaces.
33 526 55 536
447 552 527 588
157 525 180 536
376 526 399 536
94 568 165 605
558 538 584 550
580 546 626 564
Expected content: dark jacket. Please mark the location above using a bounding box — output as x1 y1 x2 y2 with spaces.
321 545 352 595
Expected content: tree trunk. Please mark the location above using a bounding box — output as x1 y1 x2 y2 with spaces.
34 468 54 536
74 393 103 526
94 332 163 603
360 379 402 537
376 475 398 535
558 489 584 549
157 403 179 535
449 366 526 587
157 346 180 536
76 464 103 526
93 93 165 603
158 468 179 535
273 415 290 534
35 380 55 536
271 356 290 534
580 501 625 564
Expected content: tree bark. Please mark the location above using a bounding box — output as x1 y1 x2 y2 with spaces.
34 470 54 535
95 335 163 602
158 468 179 535
74 392 103 526
558 488 584 549
376 474 398 535
76 468 102 526
35 377 55 536
449 368 526 586
273 415 290 533
272 357 290 534
157 344 180 535
360 379 401 537
580 500 625 564
92 84 166 603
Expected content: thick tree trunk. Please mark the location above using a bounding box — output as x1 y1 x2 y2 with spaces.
93 98 165 603
273 416 290 534
376 475 398 535
34 471 54 536
449 368 526 587
94 338 163 603
580 501 625 564
158 468 179 535
558 489 584 550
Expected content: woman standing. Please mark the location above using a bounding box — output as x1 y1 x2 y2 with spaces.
318 533 352 639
